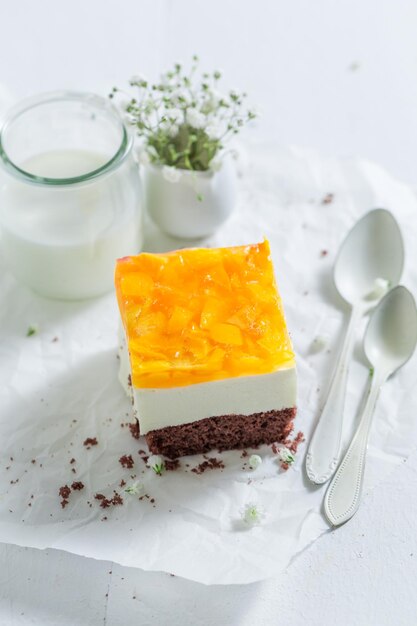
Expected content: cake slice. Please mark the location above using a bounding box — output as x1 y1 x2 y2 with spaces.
115 240 297 458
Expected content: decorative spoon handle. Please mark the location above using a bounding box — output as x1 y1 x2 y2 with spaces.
324 373 382 526
306 306 361 484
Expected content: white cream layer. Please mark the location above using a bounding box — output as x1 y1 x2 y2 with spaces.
118 328 297 435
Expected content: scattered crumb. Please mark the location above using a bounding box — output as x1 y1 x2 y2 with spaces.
70 458 76 464
59 485 71 509
191 457 225 474
52 336 59 343
94 491 124 509
320 249 328 258
83 437 98 449
71 468 76 474
241 450 248 458
129 421 140 440
120 479 126 487
31 459 36 464
71 481 84 491
119 454 134 469
26 325 38 337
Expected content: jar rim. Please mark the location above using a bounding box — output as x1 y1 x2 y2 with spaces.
0 90 132 186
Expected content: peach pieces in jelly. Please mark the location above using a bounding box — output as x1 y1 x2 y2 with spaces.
115 240 295 389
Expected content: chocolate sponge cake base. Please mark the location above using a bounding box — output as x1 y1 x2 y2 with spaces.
145 407 296 459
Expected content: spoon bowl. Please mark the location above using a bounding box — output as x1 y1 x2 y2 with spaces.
365 285 417 376
334 208 404 307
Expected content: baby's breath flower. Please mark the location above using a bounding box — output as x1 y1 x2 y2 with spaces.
242 503 266 526
205 121 221 140
148 454 165 475
277 447 295 465
125 481 144 496
248 454 262 470
112 57 256 172
162 165 182 183
186 108 206 129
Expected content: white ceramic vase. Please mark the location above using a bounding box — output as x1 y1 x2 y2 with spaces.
142 156 237 239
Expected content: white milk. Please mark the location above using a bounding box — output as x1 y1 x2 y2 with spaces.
0 149 143 299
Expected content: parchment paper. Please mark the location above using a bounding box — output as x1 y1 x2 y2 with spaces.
1 145 416 584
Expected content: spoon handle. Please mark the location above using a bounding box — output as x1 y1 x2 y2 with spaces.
306 307 361 484
324 374 382 526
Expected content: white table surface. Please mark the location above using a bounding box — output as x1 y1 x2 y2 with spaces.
1 1 417 624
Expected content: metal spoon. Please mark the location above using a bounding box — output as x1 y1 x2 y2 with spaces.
324 286 417 525
306 209 404 484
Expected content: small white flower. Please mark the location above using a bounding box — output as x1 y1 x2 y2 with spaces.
248 454 262 470
242 503 266 526
186 108 206 129
148 454 165 475
310 334 329 354
162 166 182 183
167 123 179 138
125 481 144 496
277 447 295 465
367 277 391 300
205 121 221 139
172 89 191 106
166 108 183 124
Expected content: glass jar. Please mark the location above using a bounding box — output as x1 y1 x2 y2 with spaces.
0 91 143 300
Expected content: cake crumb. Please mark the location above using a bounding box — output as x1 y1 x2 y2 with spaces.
119 454 134 469
191 457 225 474
129 421 140 440
71 481 84 491
70 458 76 464
94 491 124 509
59 485 71 508
83 437 98 449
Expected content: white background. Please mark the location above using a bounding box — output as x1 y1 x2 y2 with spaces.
1 1 417 624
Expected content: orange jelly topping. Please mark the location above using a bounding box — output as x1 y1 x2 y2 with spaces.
115 240 295 389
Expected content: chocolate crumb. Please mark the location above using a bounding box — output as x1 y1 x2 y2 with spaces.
70 458 76 464
127 374 132 387
71 468 76 474
129 421 140 440
150 498 155 504
31 459 36 464
59 485 71 503
71 481 84 491
83 437 98 448
241 450 248 458
119 454 134 469
120 479 126 487
191 457 225 474
94 491 123 509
